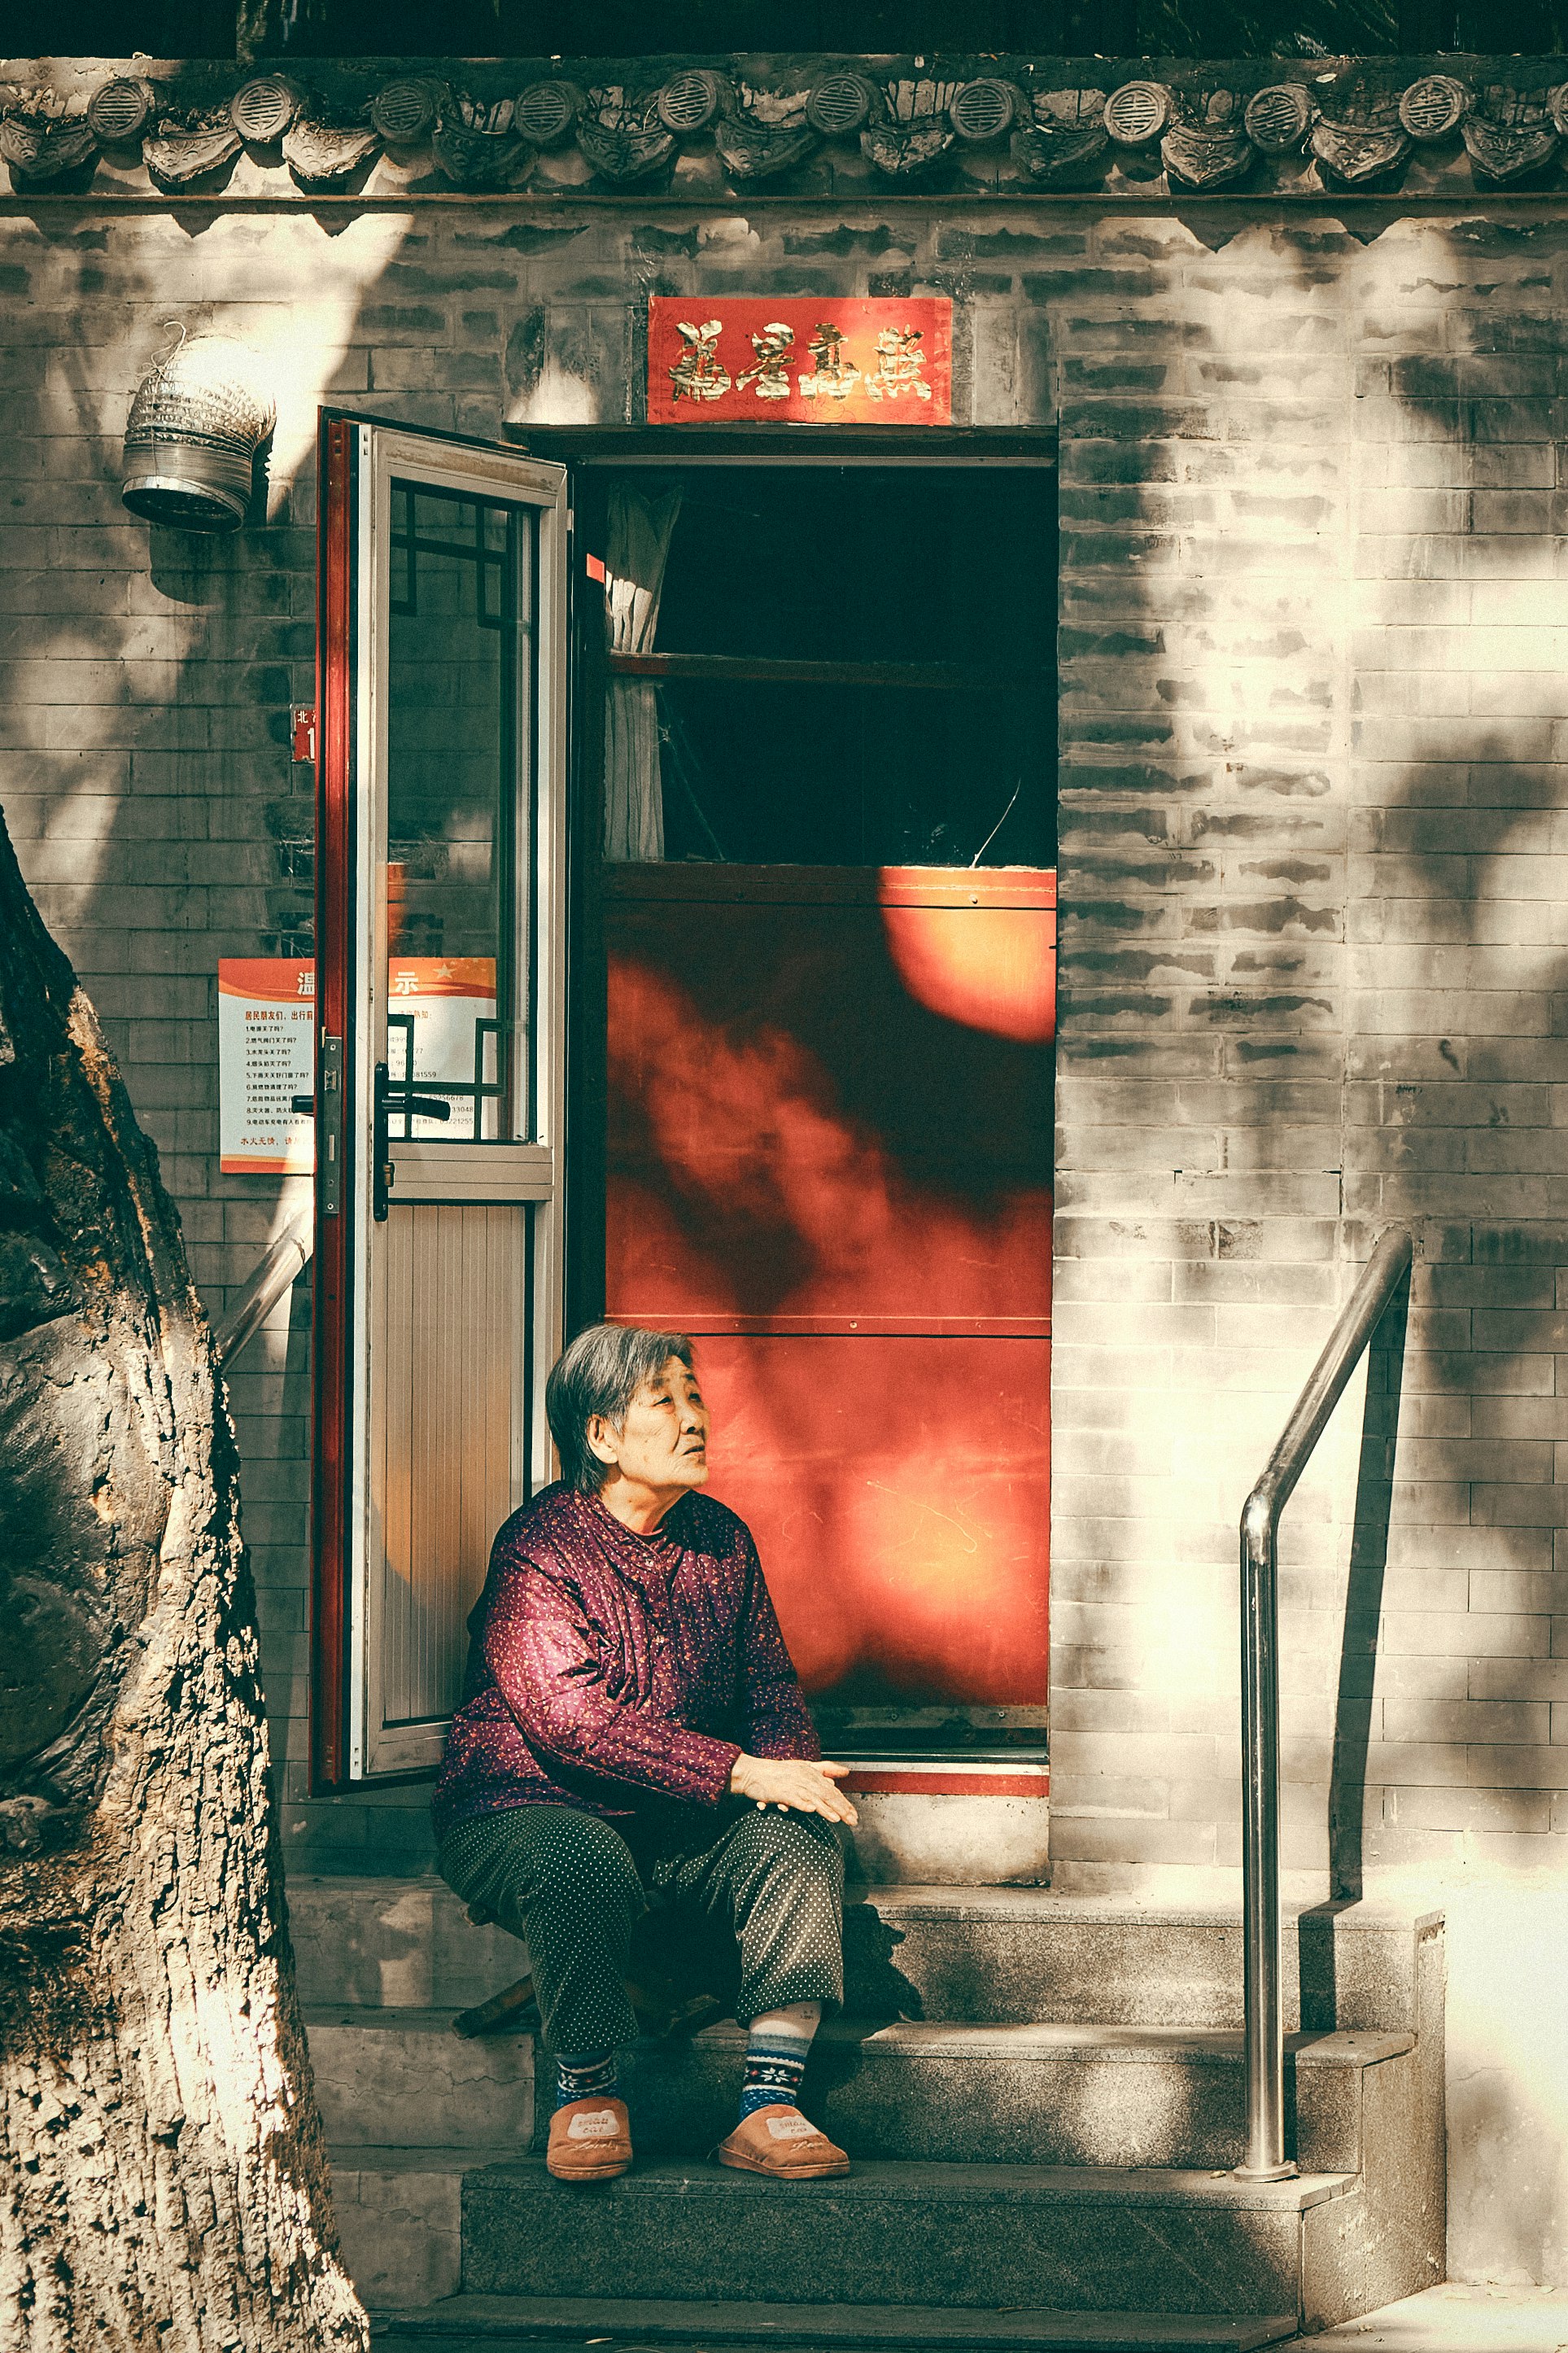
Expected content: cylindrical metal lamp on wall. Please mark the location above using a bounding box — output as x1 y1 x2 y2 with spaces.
121 330 276 533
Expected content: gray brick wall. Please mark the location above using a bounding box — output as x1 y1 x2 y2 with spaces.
1047 210 1568 1896
0 203 1044 1876
5 193 1568 1895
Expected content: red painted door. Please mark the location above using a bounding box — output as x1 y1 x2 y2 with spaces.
604 862 1054 1753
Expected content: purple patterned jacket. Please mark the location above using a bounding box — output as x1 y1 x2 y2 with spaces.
431 1482 819 1846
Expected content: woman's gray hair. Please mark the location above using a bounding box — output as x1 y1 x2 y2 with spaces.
546 1322 694 1494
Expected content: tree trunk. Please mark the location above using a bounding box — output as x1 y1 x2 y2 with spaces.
0 817 366 2351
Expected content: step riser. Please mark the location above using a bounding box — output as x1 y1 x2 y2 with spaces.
532 2046 1391 2176
288 1878 1429 2035
309 2019 534 2152
369 2294 1301 2352
334 2160 464 2311
306 2001 1417 2175
461 2172 1344 2320
305 2008 1396 2174
338 2046 1443 2325
290 1879 522 2014
856 1914 1422 2035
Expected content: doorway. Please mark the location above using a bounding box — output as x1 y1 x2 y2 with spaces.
310 422 1056 1792
578 453 1058 1769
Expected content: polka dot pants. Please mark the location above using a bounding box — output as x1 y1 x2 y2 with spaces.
439 1800 845 2053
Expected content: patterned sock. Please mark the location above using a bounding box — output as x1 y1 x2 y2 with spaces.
555 2049 618 2110
738 2001 821 2123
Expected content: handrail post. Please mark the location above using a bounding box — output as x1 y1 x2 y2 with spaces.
1230 1226 1412 2185
1237 1491 1293 2180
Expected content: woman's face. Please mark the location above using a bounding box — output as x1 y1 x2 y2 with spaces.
591 1356 711 1497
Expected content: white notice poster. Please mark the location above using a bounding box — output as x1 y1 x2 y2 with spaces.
218 960 317 1174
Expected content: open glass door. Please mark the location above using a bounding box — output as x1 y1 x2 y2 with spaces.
312 418 569 1785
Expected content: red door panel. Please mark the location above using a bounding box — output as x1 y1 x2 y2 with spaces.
695 1333 1050 1706
604 864 1054 1726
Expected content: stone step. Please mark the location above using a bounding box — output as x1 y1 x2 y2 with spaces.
291 1875 521 2013
371 2290 1298 2351
330 2147 509 2312
307 2008 535 2152
288 1876 1440 2035
845 1891 1438 2036
458 2158 1370 2326
559 2021 1415 2174
305 2004 1412 2174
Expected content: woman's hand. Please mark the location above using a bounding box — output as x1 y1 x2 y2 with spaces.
729 1752 858 1826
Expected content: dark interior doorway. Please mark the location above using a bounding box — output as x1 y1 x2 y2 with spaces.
648 464 1056 870
579 449 1059 1765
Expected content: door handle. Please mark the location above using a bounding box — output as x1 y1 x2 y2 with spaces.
373 1062 453 1221
373 1061 390 1222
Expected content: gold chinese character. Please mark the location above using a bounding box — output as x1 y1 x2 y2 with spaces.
736 320 795 400
669 317 731 402
864 324 933 403
798 321 860 403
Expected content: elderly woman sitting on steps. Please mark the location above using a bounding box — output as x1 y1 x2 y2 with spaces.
433 1322 856 2185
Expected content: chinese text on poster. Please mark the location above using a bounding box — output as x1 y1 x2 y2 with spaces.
218 960 316 1174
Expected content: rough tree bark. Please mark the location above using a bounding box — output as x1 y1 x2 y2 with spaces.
0 816 366 2351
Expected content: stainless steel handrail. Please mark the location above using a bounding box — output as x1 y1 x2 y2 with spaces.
213 1205 314 1371
1234 1224 1413 2181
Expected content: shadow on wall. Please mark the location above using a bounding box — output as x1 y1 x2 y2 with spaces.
0 201 449 1871
1055 200 1568 1887
1364 208 1568 1887
1370 260 1568 2284
1054 199 1568 2278
1445 1884 1568 2285
1051 207 1387 1908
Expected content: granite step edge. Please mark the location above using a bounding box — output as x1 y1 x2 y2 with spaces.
286 1873 1441 1931
372 2290 1298 2351
305 2007 1413 2070
463 2157 1355 2211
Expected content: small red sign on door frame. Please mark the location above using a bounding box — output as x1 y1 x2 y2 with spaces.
647 296 954 426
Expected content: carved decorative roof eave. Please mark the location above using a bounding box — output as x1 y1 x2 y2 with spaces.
3 53 1568 201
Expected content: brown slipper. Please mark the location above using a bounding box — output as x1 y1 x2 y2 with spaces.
546 2095 632 2181
714 2103 850 2179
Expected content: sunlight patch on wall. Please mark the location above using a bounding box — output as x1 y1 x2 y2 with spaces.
878 886 1056 1045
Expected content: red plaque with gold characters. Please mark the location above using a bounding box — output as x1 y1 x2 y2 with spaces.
647 296 954 425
